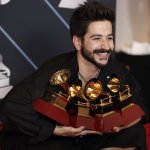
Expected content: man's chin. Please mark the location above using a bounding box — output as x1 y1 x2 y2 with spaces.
96 60 108 68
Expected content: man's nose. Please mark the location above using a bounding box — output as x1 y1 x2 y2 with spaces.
101 39 110 50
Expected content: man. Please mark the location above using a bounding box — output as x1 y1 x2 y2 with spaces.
0 1 148 150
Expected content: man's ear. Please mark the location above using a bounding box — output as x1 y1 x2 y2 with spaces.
72 35 82 51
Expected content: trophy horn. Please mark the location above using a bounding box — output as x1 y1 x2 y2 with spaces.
49 69 71 91
107 74 120 94
68 85 81 98
84 78 103 101
68 85 89 103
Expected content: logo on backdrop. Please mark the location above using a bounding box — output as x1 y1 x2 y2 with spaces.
58 0 87 9
0 0 11 5
0 54 12 99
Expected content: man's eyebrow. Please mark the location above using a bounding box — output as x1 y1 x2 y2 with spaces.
90 34 113 38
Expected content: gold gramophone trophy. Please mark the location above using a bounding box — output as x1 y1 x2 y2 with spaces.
32 69 145 132
69 74 144 131
32 69 72 126
68 84 94 129
87 74 144 132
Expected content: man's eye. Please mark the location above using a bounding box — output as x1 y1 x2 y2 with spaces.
93 38 101 41
108 37 113 40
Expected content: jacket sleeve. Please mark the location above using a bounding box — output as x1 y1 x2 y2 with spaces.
0 72 56 144
129 74 149 123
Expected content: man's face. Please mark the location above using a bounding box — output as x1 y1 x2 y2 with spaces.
80 20 114 68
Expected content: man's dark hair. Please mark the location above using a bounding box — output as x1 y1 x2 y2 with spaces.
70 1 115 39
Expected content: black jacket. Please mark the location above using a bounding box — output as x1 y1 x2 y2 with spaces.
0 51 148 144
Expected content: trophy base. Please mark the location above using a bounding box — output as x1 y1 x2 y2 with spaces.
69 115 120 132
69 104 144 133
70 104 144 132
32 99 144 132
32 99 69 126
69 115 95 130
120 103 144 125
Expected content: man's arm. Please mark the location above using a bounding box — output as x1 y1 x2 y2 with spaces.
0 76 56 143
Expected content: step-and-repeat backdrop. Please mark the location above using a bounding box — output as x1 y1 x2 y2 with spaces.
0 0 116 99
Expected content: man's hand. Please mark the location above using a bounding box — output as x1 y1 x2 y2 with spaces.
112 117 142 133
53 125 102 137
81 117 141 135
53 117 141 137
53 125 85 137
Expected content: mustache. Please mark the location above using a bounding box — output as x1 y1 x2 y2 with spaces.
93 49 112 54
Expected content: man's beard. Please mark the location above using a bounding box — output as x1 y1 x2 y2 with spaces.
81 47 115 68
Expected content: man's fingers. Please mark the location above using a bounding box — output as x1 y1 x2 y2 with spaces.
53 125 85 137
80 130 103 136
71 126 85 136
53 125 104 137
113 126 120 132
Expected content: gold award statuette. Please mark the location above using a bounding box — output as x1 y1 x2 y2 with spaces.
32 70 145 132
32 69 71 126
68 84 93 129
91 74 144 132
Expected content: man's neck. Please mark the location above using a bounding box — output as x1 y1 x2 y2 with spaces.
77 52 100 84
